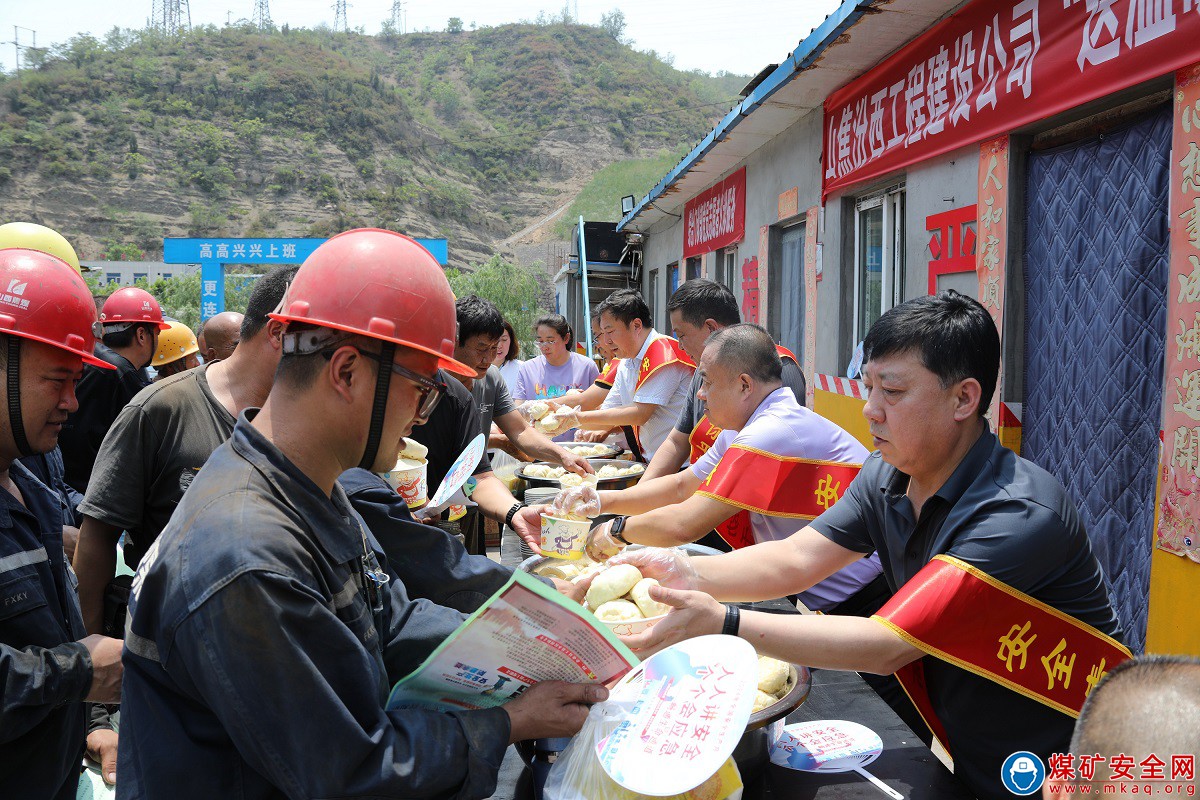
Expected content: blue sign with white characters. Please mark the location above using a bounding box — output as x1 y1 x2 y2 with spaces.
163 236 449 321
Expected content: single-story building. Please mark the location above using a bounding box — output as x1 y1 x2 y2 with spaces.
617 0 1200 654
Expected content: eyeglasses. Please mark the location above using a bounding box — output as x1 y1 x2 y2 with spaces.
324 347 446 422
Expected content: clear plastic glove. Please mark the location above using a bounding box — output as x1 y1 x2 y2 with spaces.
517 399 552 425
574 428 610 443
536 406 581 437
608 546 700 591
584 519 623 562
551 484 602 519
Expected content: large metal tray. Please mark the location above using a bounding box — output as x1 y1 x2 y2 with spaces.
516 458 645 489
557 441 622 459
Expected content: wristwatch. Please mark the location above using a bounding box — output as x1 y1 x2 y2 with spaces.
609 515 632 545
504 502 525 529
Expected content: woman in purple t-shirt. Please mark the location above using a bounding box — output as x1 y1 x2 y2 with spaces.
513 315 599 441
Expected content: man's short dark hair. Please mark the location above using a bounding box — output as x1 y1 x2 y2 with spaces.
455 295 505 345
706 324 782 384
667 279 740 328
862 290 999 418
101 322 155 350
241 265 300 342
597 289 651 328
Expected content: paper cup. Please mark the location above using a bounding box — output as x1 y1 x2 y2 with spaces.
386 459 428 508
540 513 591 560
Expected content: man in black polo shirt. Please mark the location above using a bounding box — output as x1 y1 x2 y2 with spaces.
58 287 170 492
617 291 1126 800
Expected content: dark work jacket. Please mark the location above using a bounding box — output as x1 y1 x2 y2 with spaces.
340 468 550 613
59 343 150 493
18 446 84 528
0 461 93 800
118 413 510 800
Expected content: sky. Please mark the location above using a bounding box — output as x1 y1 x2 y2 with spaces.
1 0 842 77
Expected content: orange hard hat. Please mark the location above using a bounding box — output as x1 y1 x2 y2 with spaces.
99 287 170 331
0 247 112 370
270 228 473 376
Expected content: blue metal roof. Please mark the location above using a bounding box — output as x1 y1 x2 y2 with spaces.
616 0 877 232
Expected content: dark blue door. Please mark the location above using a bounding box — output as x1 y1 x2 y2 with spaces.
1022 106 1170 652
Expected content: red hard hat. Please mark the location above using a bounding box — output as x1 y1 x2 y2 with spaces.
271 228 474 376
99 287 170 330
0 248 114 369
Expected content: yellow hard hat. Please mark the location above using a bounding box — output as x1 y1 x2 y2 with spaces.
0 222 88 273
153 320 200 367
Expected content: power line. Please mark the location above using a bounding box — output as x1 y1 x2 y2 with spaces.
440 99 738 146
333 0 349 32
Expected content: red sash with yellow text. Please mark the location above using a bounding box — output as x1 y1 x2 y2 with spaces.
628 338 695 455
595 358 621 389
695 445 861 548
688 416 753 548
776 345 799 367
872 555 1132 752
634 337 695 391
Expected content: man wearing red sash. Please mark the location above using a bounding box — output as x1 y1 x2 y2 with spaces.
644 280 808 486
616 292 1127 800
529 324 884 615
567 290 695 460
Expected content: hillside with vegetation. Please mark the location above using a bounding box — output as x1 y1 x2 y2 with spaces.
0 20 745 269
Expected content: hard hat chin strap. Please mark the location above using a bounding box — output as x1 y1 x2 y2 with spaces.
6 337 33 457
358 340 395 471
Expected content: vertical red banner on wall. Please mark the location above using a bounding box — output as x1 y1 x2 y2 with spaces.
1156 64 1200 562
977 136 1010 439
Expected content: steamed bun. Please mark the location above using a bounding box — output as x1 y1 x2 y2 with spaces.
629 578 671 618
757 656 789 695
594 599 642 623
585 564 642 609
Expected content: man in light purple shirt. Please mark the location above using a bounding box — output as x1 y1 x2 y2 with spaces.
573 324 882 613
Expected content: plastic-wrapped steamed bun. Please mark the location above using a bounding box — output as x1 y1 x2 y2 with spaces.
585 564 642 609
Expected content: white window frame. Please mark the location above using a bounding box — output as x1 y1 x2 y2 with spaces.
852 183 905 344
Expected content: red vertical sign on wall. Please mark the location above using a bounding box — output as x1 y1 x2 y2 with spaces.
1156 64 1200 562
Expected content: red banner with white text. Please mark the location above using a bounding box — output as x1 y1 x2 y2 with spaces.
684 167 746 258
823 0 1200 199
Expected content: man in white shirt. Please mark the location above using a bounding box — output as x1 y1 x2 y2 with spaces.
569 290 694 460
